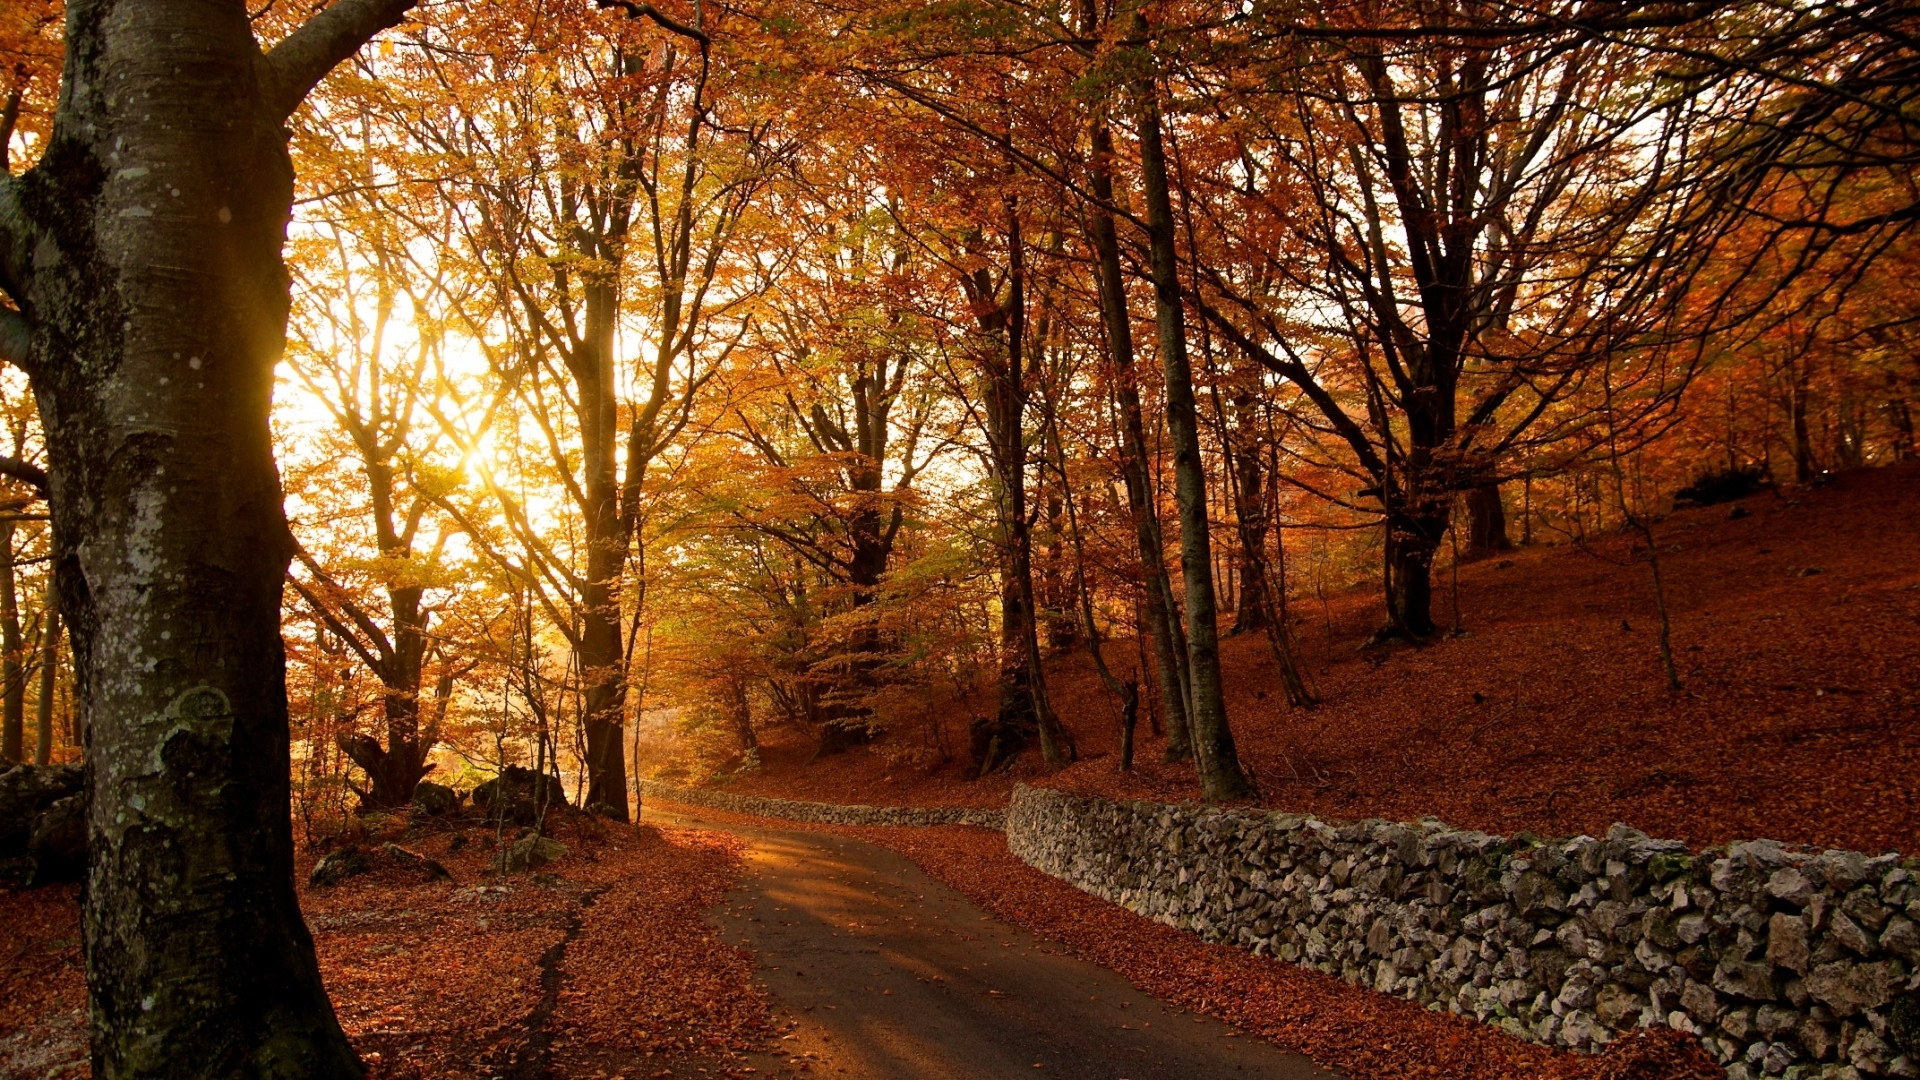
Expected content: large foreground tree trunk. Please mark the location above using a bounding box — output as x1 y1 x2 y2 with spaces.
1 0 413 1074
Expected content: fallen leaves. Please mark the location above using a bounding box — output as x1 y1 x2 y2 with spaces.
1 816 771 1080
0 883 85 1079
717 462 1920 856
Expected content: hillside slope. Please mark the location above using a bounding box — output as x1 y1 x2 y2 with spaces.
677 462 1920 854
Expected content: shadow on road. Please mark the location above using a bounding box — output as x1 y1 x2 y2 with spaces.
648 806 1340 1080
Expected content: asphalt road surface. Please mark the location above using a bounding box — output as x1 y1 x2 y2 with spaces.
644 805 1338 1080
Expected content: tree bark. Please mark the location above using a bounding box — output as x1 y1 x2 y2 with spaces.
570 272 633 818
801 359 906 752
1040 491 1078 652
1131 66 1253 801
35 582 57 765
1383 504 1448 641
0 0 414 1073
1084 104 1193 763
296 463 438 813
1789 359 1817 483
1890 397 1914 461
971 208 1068 770
0 518 19 764
1209 391 1315 707
726 676 757 755
1464 482 1512 560
1228 407 1269 634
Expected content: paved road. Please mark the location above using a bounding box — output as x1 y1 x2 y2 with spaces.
644 806 1337 1080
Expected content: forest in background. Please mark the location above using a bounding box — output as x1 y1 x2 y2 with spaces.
2 0 1915 826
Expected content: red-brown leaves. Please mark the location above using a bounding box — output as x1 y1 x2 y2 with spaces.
1 820 770 1080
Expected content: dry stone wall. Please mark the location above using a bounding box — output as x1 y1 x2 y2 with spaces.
1006 785 1920 1080
636 779 1005 829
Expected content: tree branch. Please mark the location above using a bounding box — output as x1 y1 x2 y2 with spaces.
0 307 26 368
596 1 711 46
0 455 47 499
0 177 32 309
286 574 390 677
290 543 398 668
262 0 419 120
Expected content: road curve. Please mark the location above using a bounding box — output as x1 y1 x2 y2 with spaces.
645 805 1339 1080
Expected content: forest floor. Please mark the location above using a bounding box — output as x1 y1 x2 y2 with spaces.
0 813 773 1080
2 802 1721 1080
706 460 1920 855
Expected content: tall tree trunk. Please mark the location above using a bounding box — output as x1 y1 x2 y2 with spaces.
1789 360 1817 483
303 482 437 811
1041 491 1077 652
1209 389 1315 707
35 585 58 765
813 446 887 753
326 458 436 810
726 676 757 756
572 276 632 819
1132 66 1253 801
975 208 1068 770
1085 103 1193 763
1382 503 1449 641
1260 460 1317 707
336 689 430 811
1464 482 1512 560
2 0 412 1072
0 518 19 764
1228 407 1269 634
1048 397 1138 771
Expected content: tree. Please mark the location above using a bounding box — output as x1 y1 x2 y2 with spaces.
281 202 467 811
1183 3 1720 640
717 191 953 750
1126 22 1254 799
1075 0 1194 763
375 0 787 816
0 0 415 1072
957 205 1075 771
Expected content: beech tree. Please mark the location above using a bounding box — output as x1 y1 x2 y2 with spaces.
1182 7 1724 640
717 191 955 750
372 0 789 816
282 208 466 811
0 0 415 1073
1127 38 1254 800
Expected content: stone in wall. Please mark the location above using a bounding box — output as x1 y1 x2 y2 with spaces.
1005 785 1920 1080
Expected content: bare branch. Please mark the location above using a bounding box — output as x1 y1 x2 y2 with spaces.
286 574 390 677
0 455 47 499
596 0 711 45
0 178 32 308
262 0 419 120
